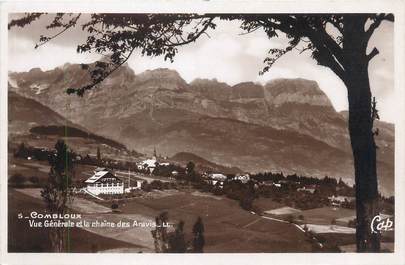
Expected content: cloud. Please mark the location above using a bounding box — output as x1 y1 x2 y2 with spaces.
8 35 101 72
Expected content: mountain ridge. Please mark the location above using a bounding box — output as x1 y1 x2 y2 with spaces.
8 63 395 195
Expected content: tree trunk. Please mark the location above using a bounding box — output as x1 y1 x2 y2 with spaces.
342 15 381 252
345 59 381 252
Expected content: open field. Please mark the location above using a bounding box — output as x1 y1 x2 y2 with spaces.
9 184 395 253
292 207 355 225
252 197 283 212
14 188 156 251
264 206 302 216
115 192 315 252
8 157 50 180
10 186 315 252
8 189 140 253
303 224 355 234
16 188 112 214
79 213 155 250
8 155 99 184
335 215 355 225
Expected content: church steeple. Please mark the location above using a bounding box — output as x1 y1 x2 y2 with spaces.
153 146 157 159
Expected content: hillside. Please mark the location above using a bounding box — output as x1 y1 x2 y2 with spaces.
8 90 136 160
170 152 243 175
29 125 127 150
8 89 76 135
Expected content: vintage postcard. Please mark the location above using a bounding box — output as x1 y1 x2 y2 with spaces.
1 0 404 264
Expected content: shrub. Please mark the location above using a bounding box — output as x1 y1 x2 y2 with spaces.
298 214 305 221
347 219 356 228
29 176 40 185
9 174 26 187
285 214 295 223
150 180 164 190
212 186 224 196
141 181 152 192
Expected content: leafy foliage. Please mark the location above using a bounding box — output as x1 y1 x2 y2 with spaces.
8 13 393 96
41 139 75 213
168 220 187 253
192 216 205 253
151 211 169 253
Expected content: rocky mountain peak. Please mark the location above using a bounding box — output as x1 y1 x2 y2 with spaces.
264 78 334 109
231 82 265 100
135 68 187 90
190 78 229 87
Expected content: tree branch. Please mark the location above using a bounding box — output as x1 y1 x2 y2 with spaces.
164 18 215 47
8 13 45 29
365 13 394 41
367 47 379 61
35 14 81 49
67 45 136 96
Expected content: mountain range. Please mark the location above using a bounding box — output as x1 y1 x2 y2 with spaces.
8 63 395 195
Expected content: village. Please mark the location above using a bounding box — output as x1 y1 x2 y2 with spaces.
8 142 395 252
79 149 358 205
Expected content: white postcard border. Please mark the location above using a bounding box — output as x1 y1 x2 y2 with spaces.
1 0 404 265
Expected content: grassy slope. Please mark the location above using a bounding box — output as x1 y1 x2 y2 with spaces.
8 189 137 253
117 192 314 253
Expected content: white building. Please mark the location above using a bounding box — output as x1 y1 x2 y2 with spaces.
297 184 317 193
124 179 143 193
85 168 124 195
328 195 355 207
203 173 227 188
233 174 250 183
138 158 158 173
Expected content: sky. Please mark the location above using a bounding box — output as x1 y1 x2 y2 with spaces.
8 14 395 123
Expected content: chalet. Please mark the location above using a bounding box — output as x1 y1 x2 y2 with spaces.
233 174 250 184
203 173 227 188
138 158 158 173
261 181 281 188
171 170 179 176
328 195 355 207
85 168 124 195
297 184 317 194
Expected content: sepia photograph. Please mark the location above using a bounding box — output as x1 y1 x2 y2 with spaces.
1 1 405 264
